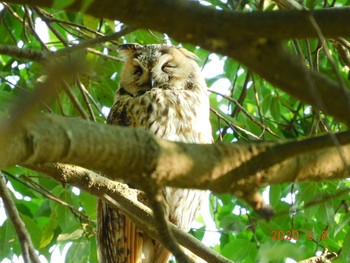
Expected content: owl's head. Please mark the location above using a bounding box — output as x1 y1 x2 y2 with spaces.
117 44 206 96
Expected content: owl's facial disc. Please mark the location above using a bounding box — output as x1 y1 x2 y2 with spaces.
132 54 175 91
119 44 200 95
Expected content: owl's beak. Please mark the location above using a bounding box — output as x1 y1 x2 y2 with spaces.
150 76 156 88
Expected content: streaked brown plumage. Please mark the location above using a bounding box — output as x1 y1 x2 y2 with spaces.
97 44 212 263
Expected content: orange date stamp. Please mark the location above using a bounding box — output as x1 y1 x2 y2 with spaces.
271 230 329 241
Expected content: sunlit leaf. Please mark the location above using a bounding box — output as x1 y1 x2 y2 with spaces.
40 209 58 248
57 229 84 242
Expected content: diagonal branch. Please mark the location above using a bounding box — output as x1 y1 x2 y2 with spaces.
30 163 234 263
0 173 41 263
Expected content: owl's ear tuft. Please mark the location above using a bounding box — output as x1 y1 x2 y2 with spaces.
176 47 200 61
117 43 142 58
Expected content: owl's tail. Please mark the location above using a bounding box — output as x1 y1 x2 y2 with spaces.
97 199 172 263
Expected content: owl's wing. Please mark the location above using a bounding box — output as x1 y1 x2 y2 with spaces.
97 198 143 263
97 92 157 263
106 91 132 126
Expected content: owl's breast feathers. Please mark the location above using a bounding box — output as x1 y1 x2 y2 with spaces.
108 87 212 144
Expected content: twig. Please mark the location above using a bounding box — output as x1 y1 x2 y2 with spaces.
32 6 69 46
42 13 105 36
305 14 350 169
0 172 41 263
274 188 350 220
85 47 122 61
210 106 261 140
23 6 48 51
75 77 105 118
336 38 350 50
2 170 94 225
75 76 97 121
209 89 280 138
331 39 350 68
52 26 134 58
2 3 29 44
62 81 89 120
307 14 347 93
251 74 264 124
231 70 250 118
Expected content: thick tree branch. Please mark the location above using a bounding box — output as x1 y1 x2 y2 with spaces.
0 44 45 62
1 114 350 194
4 1 350 126
30 163 233 263
231 41 350 126
5 1 350 40
0 173 41 263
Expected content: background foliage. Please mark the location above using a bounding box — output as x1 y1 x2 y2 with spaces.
0 0 350 262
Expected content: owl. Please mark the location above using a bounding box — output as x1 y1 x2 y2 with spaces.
97 44 212 263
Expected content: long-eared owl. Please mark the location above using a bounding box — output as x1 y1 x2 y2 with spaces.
97 44 212 263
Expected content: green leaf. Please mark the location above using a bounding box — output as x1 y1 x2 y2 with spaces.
221 238 257 262
40 209 59 248
21 215 42 248
0 220 19 257
83 15 100 31
259 220 285 238
57 229 84 242
65 238 92 263
317 200 335 225
89 236 98 262
189 226 206 241
261 94 272 116
341 230 350 262
298 183 319 221
270 95 281 121
335 213 350 237
257 241 306 262
79 192 96 218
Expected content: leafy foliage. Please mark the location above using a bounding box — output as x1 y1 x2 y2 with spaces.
0 0 349 262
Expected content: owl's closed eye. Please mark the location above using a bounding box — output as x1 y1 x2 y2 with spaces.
117 44 204 96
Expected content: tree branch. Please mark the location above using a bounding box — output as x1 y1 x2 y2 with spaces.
0 44 45 62
0 173 41 263
5 1 350 40
0 27 131 62
30 163 233 263
1 114 350 194
298 250 338 263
